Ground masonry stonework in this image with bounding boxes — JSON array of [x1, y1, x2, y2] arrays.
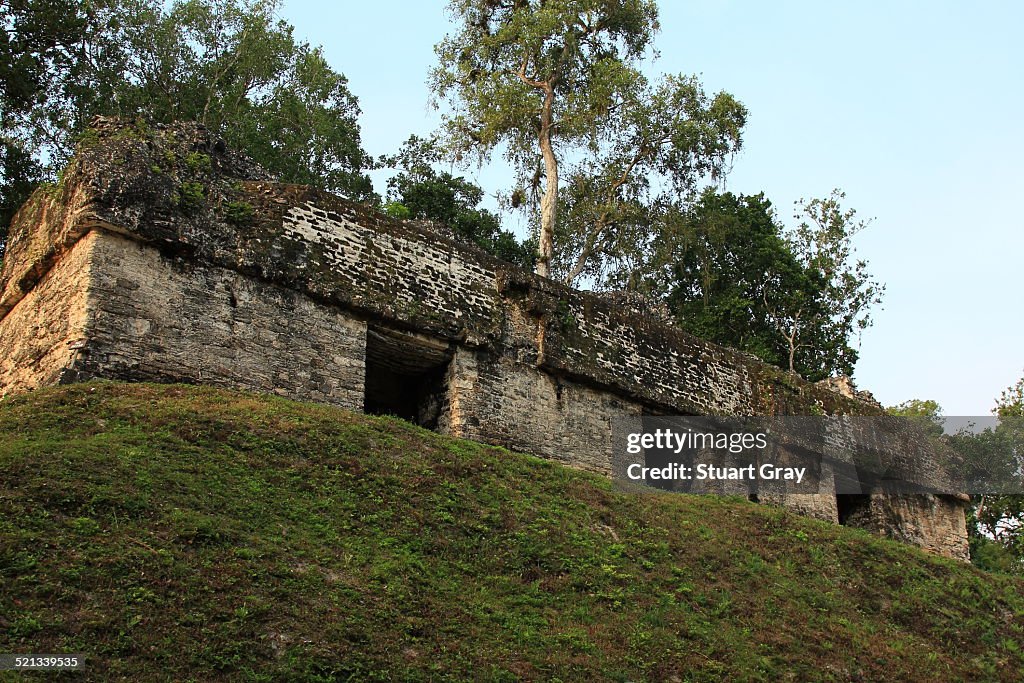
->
[[78, 231, 368, 409], [0, 228, 95, 393], [0, 119, 969, 560]]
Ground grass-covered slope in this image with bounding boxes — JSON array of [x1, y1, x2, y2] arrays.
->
[[1, 383, 1022, 682]]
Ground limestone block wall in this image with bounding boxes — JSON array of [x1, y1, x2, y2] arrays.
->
[[73, 230, 367, 410], [0, 230, 95, 397], [757, 493, 840, 524], [443, 347, 646, 473], [276, 201, 504, 346], [528, 282, 757, 414], [852, 494, 970, 560]]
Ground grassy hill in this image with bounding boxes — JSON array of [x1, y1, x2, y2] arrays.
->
[[1, 383, 1022, 682]]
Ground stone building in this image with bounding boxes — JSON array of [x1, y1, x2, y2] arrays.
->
[[0, 119, 969, 559]]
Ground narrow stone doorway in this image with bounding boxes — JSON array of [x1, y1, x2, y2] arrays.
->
[[836, 494, 873, 526], [363, 325, 453, 430]]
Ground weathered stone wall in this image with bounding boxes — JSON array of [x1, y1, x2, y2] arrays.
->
[[75, 230, 367, 410], [0, 119, 969, 560], [443, 348, 646, 473], [757, 492, 840, 524], [0, 119, 875, 421], [850, 494, 970, 560], [0, 229, 95, 397]]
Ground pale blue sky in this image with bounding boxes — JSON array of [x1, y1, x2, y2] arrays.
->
[[280, 1, 1022, 415]]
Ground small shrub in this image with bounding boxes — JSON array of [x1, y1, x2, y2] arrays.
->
[[184, 151, 212, 172], [76, 128, 101, 149], [384, 201, 411, 219], [178, 181, 206, 213], [224, 200, 254, 226]]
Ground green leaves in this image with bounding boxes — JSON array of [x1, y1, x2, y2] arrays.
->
[[111, 0, 374, 200], [650, 188, 885, 381], [890, 381, 1024, 574], [0, 0, 376, 236], [663, 187, 885, 380], [432, 0, 662, 274], [432, 2, 749, 282], [240, 44, 374, 201], [659, 190, 800, 370], [765, 190, 885, 379], [382, 136, 535, 269], [553, 74, 748, 287], [0, 0, 105, 247]]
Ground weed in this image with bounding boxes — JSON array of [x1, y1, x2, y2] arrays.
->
[[184, 151, 212, 173], [177, 181, 205, 213], [223, 200, 254, 226]]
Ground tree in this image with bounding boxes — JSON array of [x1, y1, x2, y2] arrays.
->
[[950, 419, 1022, 573], [972, 374, 1024, 570], [0, 142, 43, 259], [434, 0, 687, 278], [652, 188, 882, 381], [0, 0, 104, 259], [552, 74, 746, 289], [909, 377, 1024, 574], [381, 135, 535, 269], [657, 189, 806, 369], [763, 190, 885, 379], [1, 0, 375, 261], [886, 399, 945, 437], [117, 0, 373, 200]]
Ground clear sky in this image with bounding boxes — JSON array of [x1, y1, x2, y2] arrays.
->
[[280, 0, 1022, 415]]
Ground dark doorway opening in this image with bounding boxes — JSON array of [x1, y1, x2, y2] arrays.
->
[[836, 494, 872, 526], [363, 326, 453, 430]]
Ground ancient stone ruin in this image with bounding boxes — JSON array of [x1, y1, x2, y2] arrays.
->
[[0, 119, 969, 559]]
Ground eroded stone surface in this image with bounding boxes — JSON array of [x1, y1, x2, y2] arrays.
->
[[0, 230, 96, 396], [844, 494, 970, 560], [75, 231, 366, 409]]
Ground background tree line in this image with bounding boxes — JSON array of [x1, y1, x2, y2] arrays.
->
[[2, 0, 882, 382]]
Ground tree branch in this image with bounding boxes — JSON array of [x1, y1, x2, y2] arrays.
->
[[514, 51, 545, 89], [562, 145, 651, 285]]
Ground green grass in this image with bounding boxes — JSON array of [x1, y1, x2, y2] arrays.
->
[[0, 382, 1022, 682]]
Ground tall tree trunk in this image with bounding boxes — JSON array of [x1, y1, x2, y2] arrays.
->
[[536, 84, 557, 278]]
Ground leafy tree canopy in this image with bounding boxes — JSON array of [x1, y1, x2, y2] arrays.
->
[[762, 190, 884, 379], [430, 2, 886, 381], [655, 189, 802, 371], [896, 378, 1024, 574], [1, 0, 96, 258], [886, 399, 945, 437], [553, 74, 746, 288], [431, 0, 745, 280], [0, 0, 374, 262], [978, 374, 1024, 570], [654, 188, 881, 381]]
